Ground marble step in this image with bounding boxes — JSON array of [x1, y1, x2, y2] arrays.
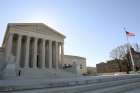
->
[[1, 75, 140, 92], [3, 68, 80, 80], [43, 78, 140, 93], [84, 81, 140, 93], [6, 77, 140, 93]]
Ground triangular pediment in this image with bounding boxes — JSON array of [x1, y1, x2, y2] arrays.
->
[[8, 23, 65, 39], [2, 23, 65, 47]]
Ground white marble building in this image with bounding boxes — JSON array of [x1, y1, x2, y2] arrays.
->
[[0, 23, 86, 79], [2, 23, 65, 78], [64, 55, 87, 75]]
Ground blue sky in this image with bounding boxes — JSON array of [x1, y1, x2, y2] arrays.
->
[[0, 0, 140, 67]]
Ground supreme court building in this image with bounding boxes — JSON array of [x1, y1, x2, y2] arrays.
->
[[1, 23, 66, 78], [0, 23, 87, 79]]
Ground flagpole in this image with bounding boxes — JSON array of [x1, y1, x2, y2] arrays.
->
[[126, 31, 135, 72]]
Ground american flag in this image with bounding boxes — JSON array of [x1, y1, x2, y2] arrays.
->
[[125, 31, 135, 36]]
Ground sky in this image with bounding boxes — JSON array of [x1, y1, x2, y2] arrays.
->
[[0, 0, 140, 67]]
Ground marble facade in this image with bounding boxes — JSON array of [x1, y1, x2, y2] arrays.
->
[[2, 23, 65, 77]]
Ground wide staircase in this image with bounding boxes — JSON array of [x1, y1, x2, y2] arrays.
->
[[14, 68, 81, 80], [0, 75, 140, 93]]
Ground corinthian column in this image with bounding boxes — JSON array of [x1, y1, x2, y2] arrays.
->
[[33, 38, 38, 69], [61, 42, 64, 68], [49, 40, 52, 69], [25, 36, 30, 68], [58, 43, 60, 68], [42, 39, 46, 69], [6, 33, 14, 62], [16, 34, 22, 68], [55, 42, 59, 70]]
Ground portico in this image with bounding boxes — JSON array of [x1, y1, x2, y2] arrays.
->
[[3, 23, 65, 76]]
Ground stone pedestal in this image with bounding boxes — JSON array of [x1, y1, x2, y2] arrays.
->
[[73, 62, 81, 75], [3, 63, 16, 79], [3, 55, 16, 79]]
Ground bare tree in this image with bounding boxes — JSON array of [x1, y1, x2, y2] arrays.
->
[[133, 43, 140, 52], [110, 44, 130, 72], [110, 44, 128, 60], [110, 43, 140, 73]]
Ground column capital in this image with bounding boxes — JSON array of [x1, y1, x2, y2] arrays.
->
[[61, 42, 64, 44], [18, 35, 22, 39], [49, 40, 52, 43], [27, 36, 31, 39], [43, 38, 46, 41], [9, 32, 14, 36], [34, 38, 38, 43], [55, 41, 58, 45], [17, 34, 22, 39], [18, 34, 22, 36], [8, 32, 14, 40]]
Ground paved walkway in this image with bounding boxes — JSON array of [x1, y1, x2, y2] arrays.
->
[[124, 88, 140, 93]]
